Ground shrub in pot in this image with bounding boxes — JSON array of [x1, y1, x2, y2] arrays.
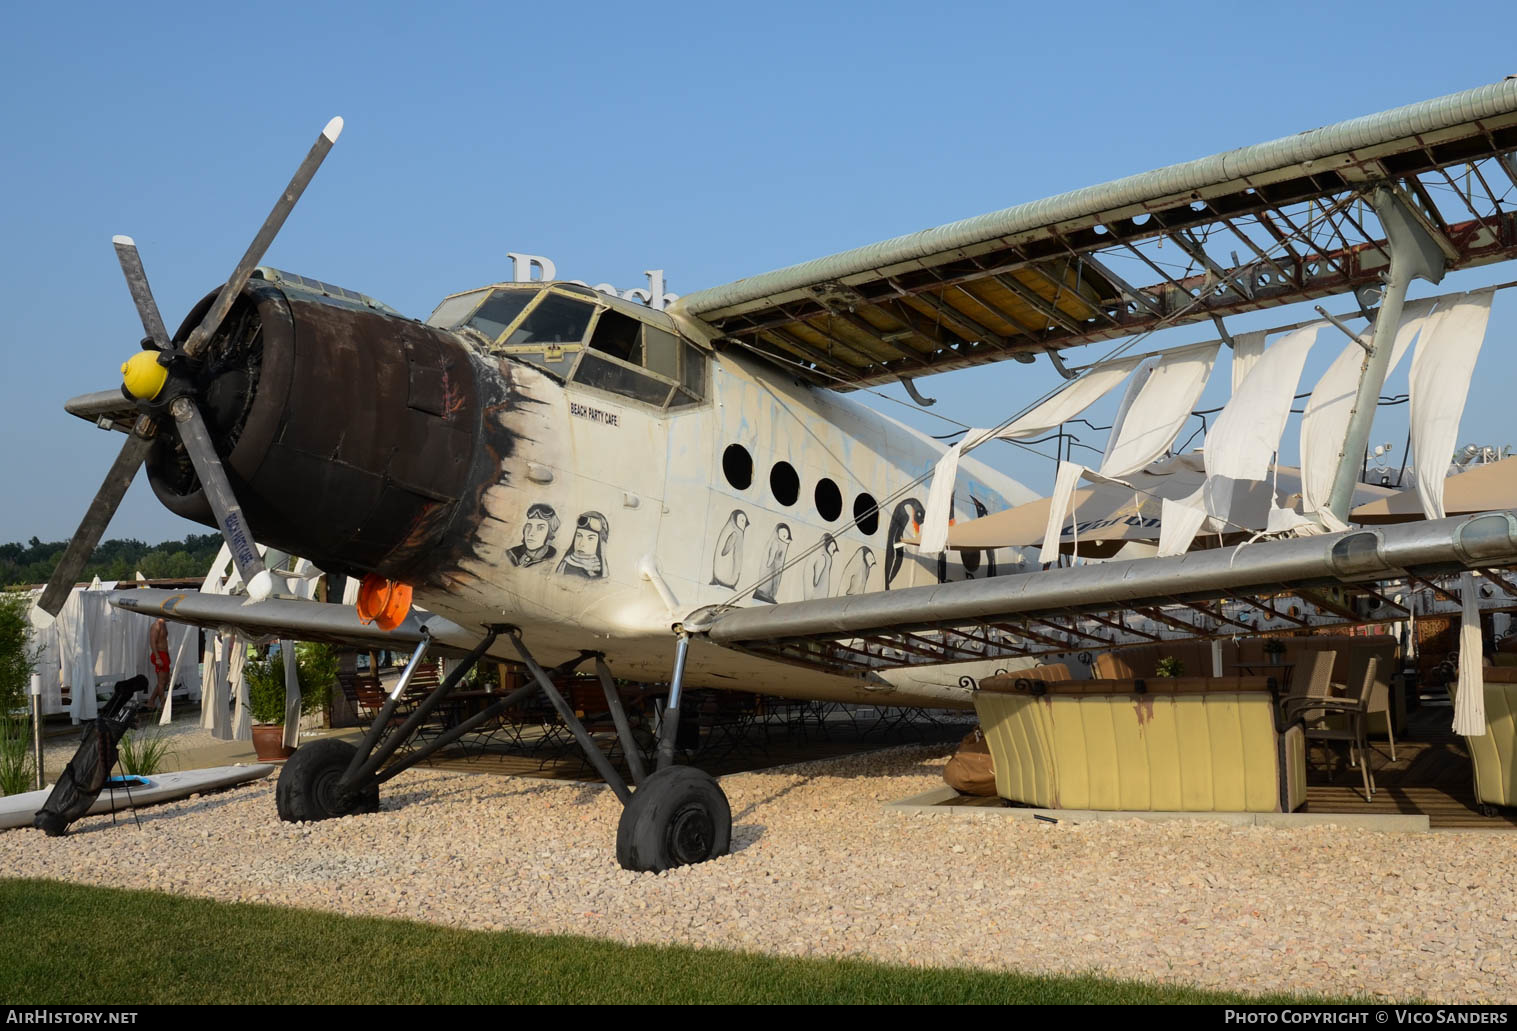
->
[[1154, 656, 1184, 678], [244, 644, 338, 760]]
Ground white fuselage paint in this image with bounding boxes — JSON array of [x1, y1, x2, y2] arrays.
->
[[417, 345, 1041, 708]]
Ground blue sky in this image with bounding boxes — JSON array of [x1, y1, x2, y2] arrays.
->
[[2, 0, 1515, 542]]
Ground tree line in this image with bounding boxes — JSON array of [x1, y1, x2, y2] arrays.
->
[[1, 533, 224, 588]]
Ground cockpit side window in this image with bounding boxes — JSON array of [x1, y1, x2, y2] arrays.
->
[[588, 308, 643, 364], [572, 306, 712, 410], [426, 289, 489, 329], [642, 326, 680, 381], [675, 342, 707, 406], [573, 353, 675, 406]]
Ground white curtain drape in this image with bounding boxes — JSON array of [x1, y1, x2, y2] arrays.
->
[[919, 429, 992, 556], [1038, 461, 1087, 565], [84, 590, 154, 685], [1157, 499, 1208, 557], [158, 624, 201, 726], [202, 633, 229, 740], [1206, 325, 1321, 483], [229, 638, 251, 742], [1410, 289, 1497, 520], [1230, 330, 1268, 394], [1098, 342, 1219, 479], [58, 590, 95, 723], [918, 353, 1149, 555], [1102, 356, 1159, 460], [1454, 572, 1486, 736], [1299, 298, 1438, 525], [34, 622, 62, 714], [174, 625, 201, 701], [1200, 324, 1322, 525]]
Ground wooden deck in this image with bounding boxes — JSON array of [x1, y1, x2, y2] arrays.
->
[[1300, 706, 1516, 829], [942, 706, 1516, 830]]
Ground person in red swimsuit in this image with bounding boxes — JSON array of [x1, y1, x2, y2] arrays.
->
[[146, 618, 171, 710]]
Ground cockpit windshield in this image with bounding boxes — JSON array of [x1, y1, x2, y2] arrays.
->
[[467, 291, 535, 341], [426, 283, 709, 410], [504, 293, 595, 350]]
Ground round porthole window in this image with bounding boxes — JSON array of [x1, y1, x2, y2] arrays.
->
[[769, 461, 799, 506], [722, 444, 753, 490], [814, 478, 842, 521], [853, 493, 880, 535]]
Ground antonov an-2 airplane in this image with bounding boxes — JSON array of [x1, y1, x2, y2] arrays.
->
[[33, 78, 1517, 870]]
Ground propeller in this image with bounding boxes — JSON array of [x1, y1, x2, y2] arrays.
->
[[32, 117, 344, 628]]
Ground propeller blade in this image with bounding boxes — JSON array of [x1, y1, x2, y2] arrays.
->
[[170, 398, 272, 601], [111, 235, 171, 350], [34, 418, 157, 624], [182, 116, 344, 358]]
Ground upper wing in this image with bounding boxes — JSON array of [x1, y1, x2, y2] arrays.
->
[[696, 510, 1517, 676], [110, 588, 477, 657], [676, 80, 1517, 389]]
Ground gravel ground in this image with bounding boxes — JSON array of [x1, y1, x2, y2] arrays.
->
[[4, 742, 1516, 1003]]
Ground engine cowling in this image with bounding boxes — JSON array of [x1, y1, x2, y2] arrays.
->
[[148, 275, 510, 584]]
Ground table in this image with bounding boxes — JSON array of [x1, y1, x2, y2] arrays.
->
[[1228, 662, 1296, 696]]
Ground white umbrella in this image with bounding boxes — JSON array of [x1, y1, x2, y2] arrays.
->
[[1351, 457, 1517, 524]]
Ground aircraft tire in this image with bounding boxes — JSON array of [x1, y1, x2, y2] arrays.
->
[[275, 738, 380, 823], [615, 766, 731, 872]]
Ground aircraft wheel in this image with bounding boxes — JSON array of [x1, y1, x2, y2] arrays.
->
[[616, 766, 731, 872], [275, 738, 379, 822]]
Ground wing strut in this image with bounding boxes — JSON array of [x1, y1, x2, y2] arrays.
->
[[1325, 185, 1448, 524]]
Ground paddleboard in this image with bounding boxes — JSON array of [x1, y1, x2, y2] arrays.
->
[[0, 764, 276, 831]]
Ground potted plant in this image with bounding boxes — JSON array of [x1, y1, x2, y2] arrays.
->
[[245, 654, 294, 760], [1263, 638, 1286, 665], [289, 642, 338, 727], [244, 644, 337, 760], [1154, 656, 1184, 678]]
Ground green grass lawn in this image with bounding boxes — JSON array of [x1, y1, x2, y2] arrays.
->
[[1, 878, 1340, 1005]]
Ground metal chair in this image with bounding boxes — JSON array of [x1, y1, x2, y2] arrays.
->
[[1279, 649, 1337, 713], [1287, 656, 1378, 802], [1332, 648, 1397, 762]]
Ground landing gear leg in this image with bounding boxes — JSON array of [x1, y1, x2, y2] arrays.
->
[[618, 629, 730, 870], [289, 624, 730, 872], [510, 629, 729, 870]]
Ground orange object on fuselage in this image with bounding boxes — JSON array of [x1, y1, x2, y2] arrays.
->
[[355, 574, 412, 631]]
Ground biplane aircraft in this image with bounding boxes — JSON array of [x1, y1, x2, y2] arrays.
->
[[31, 78, 1517, 869]]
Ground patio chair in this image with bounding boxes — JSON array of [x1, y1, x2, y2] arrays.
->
[[1331, 646, 1398, 762], [1287, 656, 1378, 802], [1278, 649, 1337, 718], [338, 669, 389, 730]]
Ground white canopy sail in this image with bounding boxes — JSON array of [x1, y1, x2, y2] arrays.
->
[[1410, 289, 1497, 520], [1098, 342, 1219, 479], [1298, 298, 1438, 527], [918, 352, 1150, 555]]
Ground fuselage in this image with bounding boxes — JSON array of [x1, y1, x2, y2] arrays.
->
[[149, 275, 1043, 707], [410, 282, 1039, 704]]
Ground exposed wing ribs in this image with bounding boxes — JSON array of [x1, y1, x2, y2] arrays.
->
[[680, 82, 1517, 389]]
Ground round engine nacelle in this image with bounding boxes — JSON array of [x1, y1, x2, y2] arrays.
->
[[148, 277, 509, 584]]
